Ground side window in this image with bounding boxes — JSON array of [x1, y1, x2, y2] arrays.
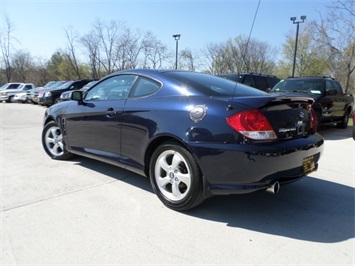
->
[[130, 77, 161, 97], [243, 75, 255, 87], [254, 76, 268, 91], [85, 75, 136, 101], [9, 84, 19, 89], [325, 80, 334, 91], [73, 81, 88, 90], [332, 81, 343, 94]]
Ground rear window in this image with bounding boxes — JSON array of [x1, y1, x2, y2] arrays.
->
[[164, 72, 267, 97], [271, 79, 324, 94]]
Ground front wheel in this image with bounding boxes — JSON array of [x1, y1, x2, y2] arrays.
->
[[149, 142, 205, 211], [6, 96, 14, 103], [42, 121, 73, 160]]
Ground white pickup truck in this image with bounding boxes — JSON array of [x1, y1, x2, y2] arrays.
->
[[0, 83, 35, 103]]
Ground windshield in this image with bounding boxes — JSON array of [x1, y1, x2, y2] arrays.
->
[[271, 79, 324, 94], [57, 81, 74, 89], [164, 72, 267, 97]]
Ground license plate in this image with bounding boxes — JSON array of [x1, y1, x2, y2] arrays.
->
[[303, 156, 316, 175]]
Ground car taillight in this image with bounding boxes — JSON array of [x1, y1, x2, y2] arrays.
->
[[226, 110, 277, 140]]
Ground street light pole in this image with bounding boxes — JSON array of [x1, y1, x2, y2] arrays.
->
[[172, 34, 181, 69], [290, 16, 306, 77]]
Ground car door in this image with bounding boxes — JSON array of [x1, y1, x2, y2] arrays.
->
[[63, 75, 137, 162], [331, 80, 347, 117], [324, 79, 344, 118], [120, 77, 162, 169]]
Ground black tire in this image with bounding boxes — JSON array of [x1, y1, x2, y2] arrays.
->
[[53, 96, 61, 105], [42, 121, 73, 160], [6, 96, 14, 103], [337, 110, 350, 129], [149, 141, 205, 211]]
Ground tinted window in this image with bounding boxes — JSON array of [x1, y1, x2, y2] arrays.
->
[[271, 79, 324, 94], [243, 75, 255, 87], [130, 77, 161, 97], [8, 84, 20, 89], [331, 81, 343, 94], [254, 76, 268, 91], [325, 80, 334, 91], [58, 81, 74, 89], [165, 72, 267, 97], [217, 74, 240, 82], [85, 75, 136, 101]]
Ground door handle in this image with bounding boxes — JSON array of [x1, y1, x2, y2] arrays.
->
[[106, 108, 117, 117]]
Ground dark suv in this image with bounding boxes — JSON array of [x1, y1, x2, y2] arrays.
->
[[217, 73, 280, 92], [40, 79, 95, 106], [270, 76, 354, 129]]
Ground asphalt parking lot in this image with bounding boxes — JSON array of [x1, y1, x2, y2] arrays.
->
[[1, 103, 354, 265]]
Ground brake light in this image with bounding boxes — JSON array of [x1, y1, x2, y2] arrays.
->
[[226, 110, 277, 140]]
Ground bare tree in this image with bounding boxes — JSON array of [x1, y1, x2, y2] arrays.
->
[[141, 31, 169, 69], [94, 19, 124, 73], [34, 57, 51, 86], [201, 42, 226, 74], [276, 23, 328, 78], [12, 50, 33, 82], [202, 36, 276, 75], [63, 26, 82, 79], [80, 31, 102, 79], [180, 48, 198, 71], [0, 15, 15, 82], [312, 0, 355, 93], [115, 27, 143, 70]]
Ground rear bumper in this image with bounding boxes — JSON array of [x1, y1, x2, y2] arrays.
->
[[189, 133, 324, 194]]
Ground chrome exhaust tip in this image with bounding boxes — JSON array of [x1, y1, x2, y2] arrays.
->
[[266, 181, 280, 194]]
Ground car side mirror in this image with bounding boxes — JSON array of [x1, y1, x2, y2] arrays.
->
[[71, 90, 83, 104]]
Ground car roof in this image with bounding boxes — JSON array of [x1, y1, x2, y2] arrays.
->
[[284, 76, 335, 81]]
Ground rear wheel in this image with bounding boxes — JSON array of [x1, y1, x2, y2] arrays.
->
[[42, 121, 73, 160], [149, 142, 204, 211], [337, 110, 350, 129]]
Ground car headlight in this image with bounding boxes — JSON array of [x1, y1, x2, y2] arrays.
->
[[44, 91, 52, 97]]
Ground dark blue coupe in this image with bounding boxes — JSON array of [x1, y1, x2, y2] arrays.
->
[[42, 69, 324, 211]]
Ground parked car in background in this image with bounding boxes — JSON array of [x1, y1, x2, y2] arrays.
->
[[270, 76, 354, 129], [217, 73, 280, 92], [42, 69, 324, 211], [59, 80, 98, 101], [40, 79, 95, 106], [0, 83, 22, 91], [0, 83, 35, 103], [14, 91, 29, 103], [32, 81, 67, 104]]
